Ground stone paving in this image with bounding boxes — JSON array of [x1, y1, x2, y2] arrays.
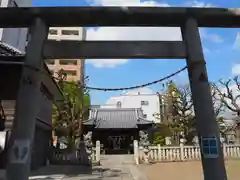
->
[[28, 155, 148, 180]]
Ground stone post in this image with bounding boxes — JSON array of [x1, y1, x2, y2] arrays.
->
[[133, 140, 139, 165], [95, 141, 100, 164], [180, 139, 185, 161], [157, 144, 161, 161], [222, 142, 227, 158]]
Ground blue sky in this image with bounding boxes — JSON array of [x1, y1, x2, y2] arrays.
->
[[32, 0, 240, 105]]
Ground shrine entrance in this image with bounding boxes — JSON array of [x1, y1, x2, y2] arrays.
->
[[92, 129, 139, 154], [100, 131, 137, 154], [108, 135, 126, 150], [104, 132, 134, 154]]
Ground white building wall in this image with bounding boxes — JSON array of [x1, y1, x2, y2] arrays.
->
[[48, 27, 86, 41], [0, 0, 32, 51], [101, 88, 162, 123]]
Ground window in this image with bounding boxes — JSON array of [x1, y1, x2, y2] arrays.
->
[[59, 60, 77, 65], [61, 30, 79, 36], [116, 101, 122, 108], [49, 29, 58, 35], [141, 101, 149, 106], [143, 114, 147, 118], [63, 70, 77, 76], [45, 60, 55, 65]]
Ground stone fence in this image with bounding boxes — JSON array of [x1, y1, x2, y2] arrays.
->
[[133, 140, 240, 164], [50, 140, 101, 165]]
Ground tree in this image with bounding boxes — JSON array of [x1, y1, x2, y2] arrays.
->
[[214, 77, 240, 143], [154, 81, 226, 144], [167, 84, 195, 144], [154, 82, 195, 144], [216, 76, 240, 116], [52, 70, 91, 149]]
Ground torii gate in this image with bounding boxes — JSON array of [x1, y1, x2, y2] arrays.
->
[[1, 6, 240, 180]]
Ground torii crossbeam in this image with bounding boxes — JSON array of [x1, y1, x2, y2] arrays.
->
[[1, 6, 240, 180]]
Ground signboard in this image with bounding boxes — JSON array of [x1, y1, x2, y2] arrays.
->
[[201, 136, 219, 158], [10, 139, 30, 164]]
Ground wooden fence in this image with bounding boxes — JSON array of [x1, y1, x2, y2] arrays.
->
[[50, 140, 101, 165], [133, 140, 240, 164]]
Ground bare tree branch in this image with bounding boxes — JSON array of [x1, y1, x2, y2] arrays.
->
[[216, 77, 240, 114], [172, 85, 194, 119], [210, 83, 225, 116]]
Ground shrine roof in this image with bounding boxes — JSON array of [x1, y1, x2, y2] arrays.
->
[[84, 108, 153, 129]]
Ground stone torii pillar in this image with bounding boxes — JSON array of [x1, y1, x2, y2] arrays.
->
[[6, 18, 49, 180], [181, 18, 227, 180]]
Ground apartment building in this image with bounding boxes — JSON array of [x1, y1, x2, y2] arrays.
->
[[0, 0, 31, 51], [101, 88, 168, 123], [46, 27, 86, 81]]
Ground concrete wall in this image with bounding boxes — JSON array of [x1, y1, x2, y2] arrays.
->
[[0, 0, 31, 51]]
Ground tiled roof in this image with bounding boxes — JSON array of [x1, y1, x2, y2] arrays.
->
[[0, 41, 24, 56], [84, 108, 153, 129]]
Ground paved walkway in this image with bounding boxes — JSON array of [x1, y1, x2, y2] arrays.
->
[[28, 155, 147, 180]]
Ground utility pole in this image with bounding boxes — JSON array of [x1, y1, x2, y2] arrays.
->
[[181, 18, 227, 180], [6, 18, 48, 180]]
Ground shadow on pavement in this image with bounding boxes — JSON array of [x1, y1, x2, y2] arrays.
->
[[29, 165, 128, 179], [29, 165, 92, 179]]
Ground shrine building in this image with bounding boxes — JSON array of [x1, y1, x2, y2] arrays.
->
[[84, 108, 153, 154]]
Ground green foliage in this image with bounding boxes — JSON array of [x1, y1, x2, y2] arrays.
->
[[52, 72, 91, 148], [153, 132, 165, 145], [167, 81, 181, 98]]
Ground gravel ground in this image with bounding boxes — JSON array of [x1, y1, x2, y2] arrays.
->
[[138, 160, 240, 180]]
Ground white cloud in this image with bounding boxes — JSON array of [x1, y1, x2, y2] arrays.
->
[[233, 32, 240, 50], [86, 0, 220, 68], [86, 27, 182, 41], [200, 29, 224, 43], [232, 64, 240, 75], [86, 0, 180, 68], [88, 0, 169, 6], [86, 59, 128, 68], [184, 1, 214, 7], [203, 47, 210, 54]]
